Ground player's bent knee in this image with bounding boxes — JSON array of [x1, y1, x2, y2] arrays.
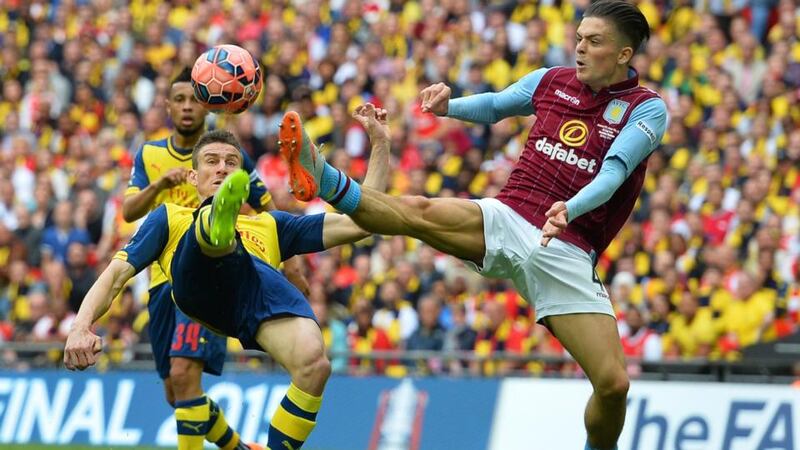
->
[[163, 380, 176, 407], [595, 371, 630, 401], [298, 352, 331, 381], [169, 359, 203, 393], [292, 350, 331, 392]]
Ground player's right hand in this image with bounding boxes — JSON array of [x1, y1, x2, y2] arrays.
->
[[64, 328, 103, 371], [157, 168, 188, 190], [420, 83, 451, 116], [541, 201, 568, 247]]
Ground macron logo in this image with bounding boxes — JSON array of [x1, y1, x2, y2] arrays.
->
[[555, 89, 580, 106], [535, 138, 597, 173]]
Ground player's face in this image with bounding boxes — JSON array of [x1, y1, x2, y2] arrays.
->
[[166, 82, 207, 137], [574, 17, 633, 90], [190, 143, 243, 198]]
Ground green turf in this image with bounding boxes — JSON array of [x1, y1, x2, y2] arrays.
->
[[3, 446, 337, 450], [1, 446, 170, 450]]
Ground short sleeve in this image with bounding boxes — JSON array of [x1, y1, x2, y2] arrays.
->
[[604, 98, 668, 177], [126, 146, 150, 195], [269, 210, 325, 260], [113, 205, 169, 273]]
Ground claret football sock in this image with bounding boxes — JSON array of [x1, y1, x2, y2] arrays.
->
[[319, 161, 362, 214]]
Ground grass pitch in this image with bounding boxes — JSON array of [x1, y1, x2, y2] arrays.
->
[[2, 447, 170, 450]]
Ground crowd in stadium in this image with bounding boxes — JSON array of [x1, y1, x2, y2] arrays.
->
[[0, 0, 798, 377]]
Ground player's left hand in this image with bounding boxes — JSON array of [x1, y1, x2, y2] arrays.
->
[[353, 103, 390, 144], [541, 201, 568, 247], [64, 328, 103, 371]]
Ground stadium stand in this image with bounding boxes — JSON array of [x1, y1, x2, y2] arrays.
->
[[0, 0, 798, 379]]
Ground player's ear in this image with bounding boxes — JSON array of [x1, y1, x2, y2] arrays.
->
[[187, 169, 198, 187], [618, 46, 634, 66], [164, 99, 172, 119]]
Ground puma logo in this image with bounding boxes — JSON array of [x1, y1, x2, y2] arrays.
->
[[282, 440, 296, 450], [181, 422, 204, 433]]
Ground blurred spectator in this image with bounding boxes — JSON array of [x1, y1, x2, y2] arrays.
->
[[31, 295, 74, 343], [13, 204, 44, 268], [373, 279, 419, 345], [404, 295, 446, 374], [65, 242, 94, 313], [0, 0, 796, 376], [664, 291, 715, 359], [620, 304, 663, 362], [416, 245, 445, 296], [647, 293, 672, 335], [723, 33, 768, 108], [15, 290, 49, 341], [40, 200, 90, 264], [471, 300, 528, 377], [717, 271, 777, 359], [611, 271, 638, 317], [347, 298, 396, 376], [443, 302, 478, 374]]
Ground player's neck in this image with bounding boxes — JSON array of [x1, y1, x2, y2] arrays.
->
[[172, 131, 203, 150], [588, 66, 631, 93]]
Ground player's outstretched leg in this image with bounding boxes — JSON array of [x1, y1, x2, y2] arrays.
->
[[278, 111, 361, 213], [195, 169, 249, 256], [278, 111, 486, 263]]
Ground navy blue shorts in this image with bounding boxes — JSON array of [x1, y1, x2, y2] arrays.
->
[[147, 283, 227, 379], [171, 221, 315, 351]]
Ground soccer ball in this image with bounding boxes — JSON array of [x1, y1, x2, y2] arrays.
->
[[191, 44, 263, 114]]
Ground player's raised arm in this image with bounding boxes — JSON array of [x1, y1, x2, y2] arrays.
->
[[320, 103, 390, 248], [64, 259, 136, 370], [357, 103, 390, 191], [420, 68, 550, 124]]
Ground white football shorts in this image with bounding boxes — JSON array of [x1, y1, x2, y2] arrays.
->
[[464, 198, 615, 322]]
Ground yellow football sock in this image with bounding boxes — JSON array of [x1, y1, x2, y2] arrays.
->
[[175, 396, 209, 450], [194, 206, 229, 257], [207, 397, 248, 450], [266, 383, 323, 450]]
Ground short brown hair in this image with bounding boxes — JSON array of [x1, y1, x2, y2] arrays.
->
[[584, 0, 650, 54], [192, 129, 242, 169]]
